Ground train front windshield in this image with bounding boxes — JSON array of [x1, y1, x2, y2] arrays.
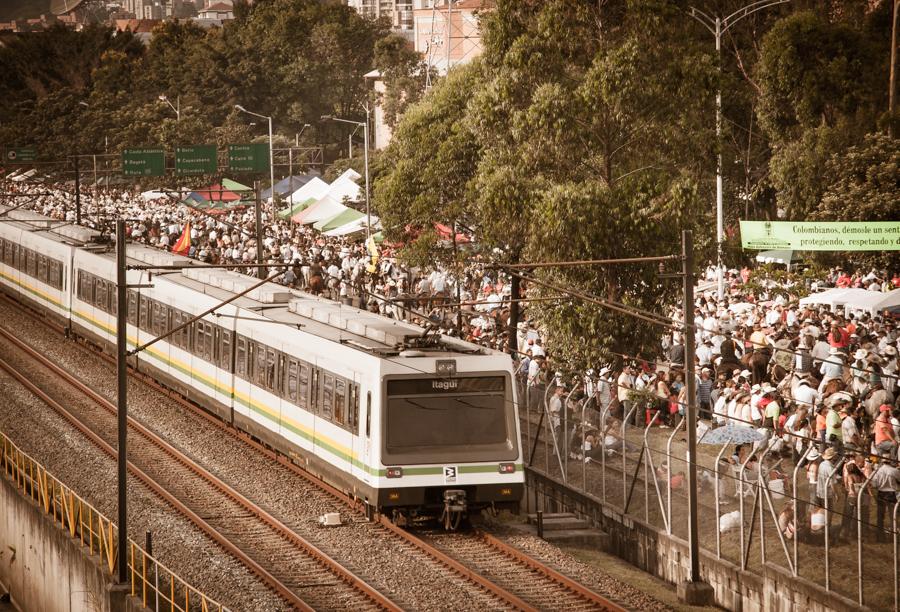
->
[[383, 376, 518, 463]]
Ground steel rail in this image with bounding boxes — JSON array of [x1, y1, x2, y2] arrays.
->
[[1, 292, 624, 612], [475, 530, 629, 612], [0, 327, 400, 612], [0, 351, 310, 611]]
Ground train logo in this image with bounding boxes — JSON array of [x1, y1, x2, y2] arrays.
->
[[443, 466, 458, 484]]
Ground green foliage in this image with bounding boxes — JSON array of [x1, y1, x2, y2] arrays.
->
[[0, 2, 390, 160], [812, 133, 900, 270], [375, 62, 484, 268], [757, 11, 886, 142]]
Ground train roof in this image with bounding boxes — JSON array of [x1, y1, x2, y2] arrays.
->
[[118, 242, 498, 359], [0, 204, 103, 246]]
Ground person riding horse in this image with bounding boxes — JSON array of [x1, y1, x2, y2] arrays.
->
[[718, 331, 742, 377]]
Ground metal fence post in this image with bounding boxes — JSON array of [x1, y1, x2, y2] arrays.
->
[[622, 405, 638, 508], [856, 469, 877, 607], [714, 442, 729, 558], [824, 458, 845, 592]]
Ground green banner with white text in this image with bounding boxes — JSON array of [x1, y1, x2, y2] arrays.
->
[[740, 221, 900, 251]]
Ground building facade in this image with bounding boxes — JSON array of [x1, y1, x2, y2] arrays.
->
[[413, 0, 489, 75]]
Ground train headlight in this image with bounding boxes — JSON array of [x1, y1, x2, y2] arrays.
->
[[499, 463, 516, 474], [386, 467, 403, 478]]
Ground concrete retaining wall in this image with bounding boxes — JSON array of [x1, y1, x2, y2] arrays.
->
[[527, 470, 868, 612], [0, 475, 120, 612]]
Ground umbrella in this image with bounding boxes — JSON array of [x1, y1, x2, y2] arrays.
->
[[699, 424, 766, 445]]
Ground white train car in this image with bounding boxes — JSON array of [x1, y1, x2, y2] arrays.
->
[[1, 209, 524, 524], [0, 206, 97, 326]]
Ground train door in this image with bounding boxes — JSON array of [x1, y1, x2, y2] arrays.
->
[[215, 325, 235, 424], [361, 389, 372, 485]]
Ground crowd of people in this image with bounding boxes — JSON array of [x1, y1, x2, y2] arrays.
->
[[530, 268, 900, 545], [4, 181, 522, 352]]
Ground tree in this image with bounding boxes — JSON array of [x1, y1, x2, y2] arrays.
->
[[812, 133, 900, 269]]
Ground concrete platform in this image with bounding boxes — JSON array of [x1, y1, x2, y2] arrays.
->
[[513, 513, 610, 547]]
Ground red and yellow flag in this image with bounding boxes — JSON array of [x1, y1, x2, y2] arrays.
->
[[172, 222, 191, 255]]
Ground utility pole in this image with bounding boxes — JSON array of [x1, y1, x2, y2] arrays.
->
[[688, 1, 790, 300], [255, 181, 265, 279], [678, 229, 713, 605], [115, 219, 128, 584], [73, 155, 81, 226]]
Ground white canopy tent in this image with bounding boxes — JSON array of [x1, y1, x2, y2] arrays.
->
[[285, 176, 330, 204], [799, 288, 900, 316], [295, 196, 348, 225], [323, 214, 381, 237], [324, 168, 361, 202]]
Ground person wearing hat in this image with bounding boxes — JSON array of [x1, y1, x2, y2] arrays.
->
[[839, 404, 860, 449], [869, 455, 900, 541], [697, 367, 714, 420], [818, 346, 844, 393], [802, 447, 821, 521], [883, 344, 898, 395], [874, 404, 898, 460], [617, 364, 637, 426], [815, 446, 843, 539]]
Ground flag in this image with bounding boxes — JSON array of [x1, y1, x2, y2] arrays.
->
[[172, 222, 191, 255], [365, 234, 379, 273]]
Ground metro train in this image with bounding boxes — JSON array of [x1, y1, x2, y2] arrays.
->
[[0, 206, 524, 527]]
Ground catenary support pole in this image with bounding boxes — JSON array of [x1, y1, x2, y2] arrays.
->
[[677, 229, 713, 605], [74, 155, 81, 226], [115, 219, 128, 584], [255, 181, 265, 279]]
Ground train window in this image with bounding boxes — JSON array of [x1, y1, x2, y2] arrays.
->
[[235, 336, 248, 378], [348, 384, 359, 431], [170, 311, 184, 350], [333, 379, 346, 425], [37, 255, 47, 284], [47, 260, 59, 289], [298, 363, 309, 409], [321, 374, 334, 421], [126, 292, 138, 326], [79, 272, 93, 304], [153, 301, 169, 337], [365, 391, 371, 437], [25, 249, 36, 278], [254, 342, 266, 387], [109, 282, 118, 316], [219, 329, 232, 371], [95, 280, 108, 312], [139, 295, 149, 331], [194, 320, 213, 360], [266, 348, 277, 391], [285, 359, 298, 402]]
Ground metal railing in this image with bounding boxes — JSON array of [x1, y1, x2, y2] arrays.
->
[[518, 378, 900, 611], [0, 430, 229, 612]]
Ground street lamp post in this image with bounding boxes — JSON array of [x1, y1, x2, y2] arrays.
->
[[688, 0, 790, 300], [158, 94, 180, 121], [235, 104, 275, 205], [322, 104, 371, 241]]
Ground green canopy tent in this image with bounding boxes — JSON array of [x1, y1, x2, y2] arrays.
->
[[278, 197, 317, 219], [221, 178, 253, 199], [313, 208, 365, 232]]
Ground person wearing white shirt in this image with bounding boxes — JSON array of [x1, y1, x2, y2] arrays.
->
[[793, 379, 820, 411]]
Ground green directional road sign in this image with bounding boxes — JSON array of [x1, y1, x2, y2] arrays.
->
[[228, 143, 269, 173], [4, 148, 36, 163], [175, 145, 217, 175], [122, 148, 166, 177]]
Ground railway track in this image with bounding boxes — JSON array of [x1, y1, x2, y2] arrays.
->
[[413, 528, 628, 612], [0, 294, 631, 611], [0, 326, 399, 612]]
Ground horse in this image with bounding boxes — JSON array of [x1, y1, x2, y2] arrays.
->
[[741, 351, 769, 386]]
